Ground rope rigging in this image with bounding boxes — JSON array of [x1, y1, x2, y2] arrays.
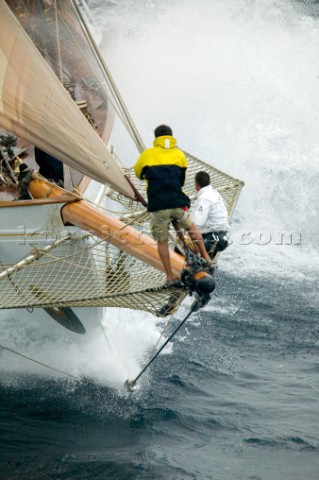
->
[[125, 291, 209, 391], [124, 241, 217, 391], [0, 343, 87, 384], [0, 290, 208, 393]]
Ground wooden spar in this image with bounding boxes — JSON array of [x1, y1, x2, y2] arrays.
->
[[28, 177, 185, 277]]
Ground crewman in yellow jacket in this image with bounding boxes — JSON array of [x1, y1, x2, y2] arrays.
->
[[134, 124, 212, 286]]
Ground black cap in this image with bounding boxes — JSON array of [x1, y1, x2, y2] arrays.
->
[[19, 163, 30, 172], [154, 124, 173, 138]]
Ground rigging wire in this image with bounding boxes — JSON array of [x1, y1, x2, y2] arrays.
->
[[100, 323, 129, 378], [125, 296, 202, 391], [53, 0, 63, 82], [0, 343, 96, 385], [70, 0, 146, 153]]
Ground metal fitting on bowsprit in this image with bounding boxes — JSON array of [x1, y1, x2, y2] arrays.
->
[[192, 270, 215, 294], [181, 265, 215, 295]]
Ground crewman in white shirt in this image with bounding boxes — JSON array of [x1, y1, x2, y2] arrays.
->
[[192, 171, 230, 260]]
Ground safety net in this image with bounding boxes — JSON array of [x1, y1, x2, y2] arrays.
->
[[0, 153, 244, 317]]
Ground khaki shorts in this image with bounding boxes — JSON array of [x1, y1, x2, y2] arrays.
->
[[149, 208, 193, 242]]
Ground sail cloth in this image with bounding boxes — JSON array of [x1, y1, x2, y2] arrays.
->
[[0, 2, 135, 199]]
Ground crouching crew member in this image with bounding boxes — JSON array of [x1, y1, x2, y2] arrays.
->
[[192, 171, 230, 260]]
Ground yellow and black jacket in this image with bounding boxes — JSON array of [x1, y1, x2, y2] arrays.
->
[[134, 135, 190, 212]]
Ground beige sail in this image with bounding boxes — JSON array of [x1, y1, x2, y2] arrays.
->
[[0, 2, 135, 199]]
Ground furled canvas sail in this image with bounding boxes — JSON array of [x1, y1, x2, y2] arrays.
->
[[0, 1, 135, 199]]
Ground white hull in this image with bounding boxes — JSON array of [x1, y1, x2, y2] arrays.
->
[[0, 183, 107, 335]]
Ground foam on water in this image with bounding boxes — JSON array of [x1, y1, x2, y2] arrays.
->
[[0, 306, 167, 390], [100, 0, 319, 278]]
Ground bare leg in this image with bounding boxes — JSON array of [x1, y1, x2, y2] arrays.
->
[[172, 219, 185, 244], [186, 223, 211, 263], [157, 240, 179, 282]]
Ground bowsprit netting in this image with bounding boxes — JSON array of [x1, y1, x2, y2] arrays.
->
[[0, 153, 243, 316], [0, 232, 186, 316]]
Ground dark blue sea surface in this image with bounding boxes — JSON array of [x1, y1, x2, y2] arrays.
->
[[1, 272, 318, 479]]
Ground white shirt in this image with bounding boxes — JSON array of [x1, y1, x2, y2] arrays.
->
[[192, 185, 229, 234]]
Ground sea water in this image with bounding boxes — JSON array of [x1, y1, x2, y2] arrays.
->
[[0, 1, 318, 478]]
